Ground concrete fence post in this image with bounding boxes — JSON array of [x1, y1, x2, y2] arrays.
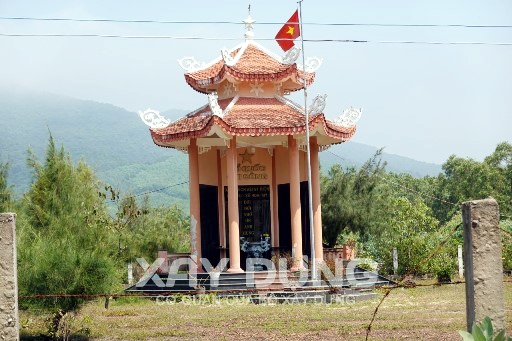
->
[[462, 198, 505, 332], [127, 263, 134, 286], [0, 212, 19, 340], [458, 245, 464, 279], [392, 247, 398, 275]]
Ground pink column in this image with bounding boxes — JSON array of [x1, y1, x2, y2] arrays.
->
[[226, 137, 243, 273], [217, 149, 226, 259], [157, 250, 169, 273], [288, 136, 303, 271], [310, 137, 324, 262], [188, 138, 202, 272], [271, 150, 279, 248]]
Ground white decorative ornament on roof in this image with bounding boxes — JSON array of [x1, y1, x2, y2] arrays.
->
[[298, 57, 323, 73], [275, 95, 303, 113], [243, 13, 256, 40], [177, 57, 205, 72], [138, 108, 171, 129], [221, 48, 236, 66], [308, 94, 327, 116], [208, 92, 223, 117], [221, 42, 248, 67], [243, 13, 256, 30], [282, 46, 301, 65], [224, 95, 239, 116], [336, 107, 362, 127]]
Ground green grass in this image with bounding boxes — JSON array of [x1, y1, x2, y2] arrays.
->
[[19, 280, 512, 340]]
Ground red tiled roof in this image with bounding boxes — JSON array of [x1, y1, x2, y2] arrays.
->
[[150, 97, 355, 145], [229, 45, 292, 75], [184, 43, 315, 94]]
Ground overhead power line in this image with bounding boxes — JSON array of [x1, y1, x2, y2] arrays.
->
[[107, 180, 189, 203], [0, 33, 510, 46], [1, 16, 511, 29]]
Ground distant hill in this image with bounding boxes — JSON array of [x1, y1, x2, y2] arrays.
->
[[321, 142, 442, 178], [0, 88, 441, 207], [0, 87, 189, 206]]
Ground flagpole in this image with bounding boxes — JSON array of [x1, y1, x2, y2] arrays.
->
[[297, 0, 317, 282]]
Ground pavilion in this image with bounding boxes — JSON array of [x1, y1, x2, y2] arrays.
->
[[140, 14, 358, 274]]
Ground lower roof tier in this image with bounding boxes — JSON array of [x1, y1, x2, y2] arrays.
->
[[150, 96, 356, 150]]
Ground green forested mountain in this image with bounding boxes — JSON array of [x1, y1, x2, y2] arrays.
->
[[0, 88, 441, 207], [321, 142, 441, 178], [0, 87, 189, 206]]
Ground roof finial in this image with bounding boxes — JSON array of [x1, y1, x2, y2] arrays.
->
[[243, 4, 256, 40]]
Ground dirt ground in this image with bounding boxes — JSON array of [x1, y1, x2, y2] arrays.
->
[[19, 280, 512, 340]]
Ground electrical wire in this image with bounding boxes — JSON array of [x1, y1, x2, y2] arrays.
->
[[1, 16, 511, 29], [107, 180, 189, 203], [0, 33, 510, 46]]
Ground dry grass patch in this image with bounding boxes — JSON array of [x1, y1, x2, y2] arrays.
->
[[19, 280, 512, 340]]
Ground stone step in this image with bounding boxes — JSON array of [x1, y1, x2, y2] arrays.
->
[[127, 267, 395, 293]]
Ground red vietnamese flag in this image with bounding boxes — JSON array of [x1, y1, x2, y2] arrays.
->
[[275, 10, 301, 51]]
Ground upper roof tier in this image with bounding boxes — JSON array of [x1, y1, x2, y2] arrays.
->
[[180, 41, 316, 97], [143, 14, 359, 151]]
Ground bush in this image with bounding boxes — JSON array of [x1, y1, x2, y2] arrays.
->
[[429, 251, 457, 283]]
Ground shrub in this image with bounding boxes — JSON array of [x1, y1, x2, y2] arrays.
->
[[459, 316, 511, 341]]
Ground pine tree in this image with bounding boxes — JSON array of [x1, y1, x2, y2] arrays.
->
[[18, 135, 120, 314], [0, 162, 12, 212]]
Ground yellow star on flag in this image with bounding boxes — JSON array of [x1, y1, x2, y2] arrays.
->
[[286, 26, 294, 35]]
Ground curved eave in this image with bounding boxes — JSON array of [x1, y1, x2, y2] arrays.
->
[[150, 112, 356, 148], [183, 42, 315, 94], [184, 67, 315, 95]]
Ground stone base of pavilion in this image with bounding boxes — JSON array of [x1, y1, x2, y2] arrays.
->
[[125, 268, 395, 304]]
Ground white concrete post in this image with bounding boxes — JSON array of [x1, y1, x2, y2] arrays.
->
[[458, 245, 464, 279], [392, 247, 398, 275], [127, 263, 133, 285], [0, 213, 19, 341], [462, 198, 505, 332]]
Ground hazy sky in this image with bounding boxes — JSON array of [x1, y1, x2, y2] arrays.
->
[[1, 1, 511, 164]]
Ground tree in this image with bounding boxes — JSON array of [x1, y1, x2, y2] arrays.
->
[[321, 150, 389, 246], [113, 193, 190, 264], [484, 142, 512, 218], [501, 220, 512, 272], [365, 196, 448, 276], [432, 142, 512, 223], [384, 172, 439, 210], [0, 162, 12, 212], [18, 136, 120, 316]]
